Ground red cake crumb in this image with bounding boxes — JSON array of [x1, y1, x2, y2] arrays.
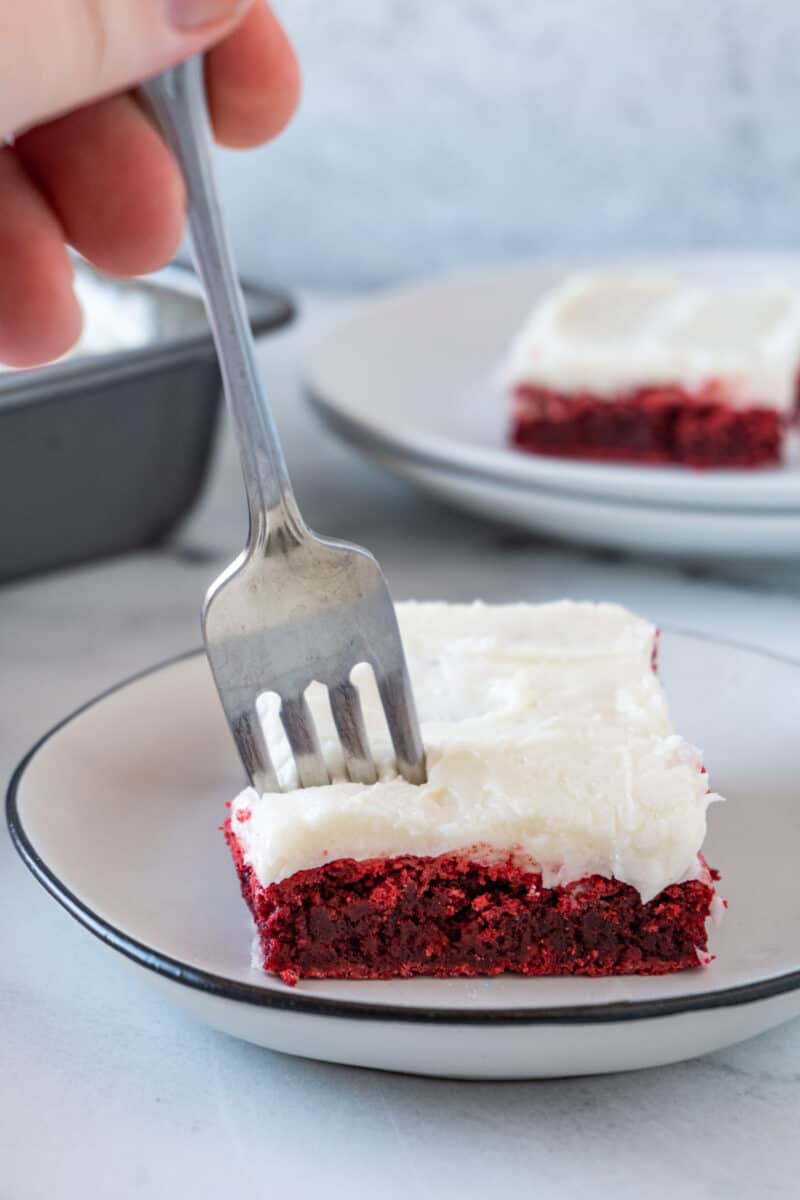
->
[[225, 820, 718, 986], [511, 382, 785, 468]]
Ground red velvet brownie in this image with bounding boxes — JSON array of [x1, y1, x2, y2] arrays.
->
[[225, 601, 723, 985], [506, 273, 800, 468]]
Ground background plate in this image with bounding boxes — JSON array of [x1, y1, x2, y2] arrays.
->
[[365, 446, 800, 559], [305, 256, 800, 539]]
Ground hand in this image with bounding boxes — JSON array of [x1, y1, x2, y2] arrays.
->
[[0, 0, 299, 367]]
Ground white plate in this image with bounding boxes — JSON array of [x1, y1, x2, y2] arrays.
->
[[305, 255, 800, 554], [369, 444, 800, 558], [8, 632, 800, 1078]]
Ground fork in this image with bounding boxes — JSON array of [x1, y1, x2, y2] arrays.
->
[[142, 58, 426, 793]]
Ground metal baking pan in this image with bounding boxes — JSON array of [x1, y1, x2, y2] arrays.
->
[[0, 262, 294, 582]]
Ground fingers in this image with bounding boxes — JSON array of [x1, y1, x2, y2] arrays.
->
[[2, 0, 254, 136], [0, 150, 81, 367], [205, 1, 300, 148], [16, 95, 186, 277], [12, 0, 299, 277], [0, 0, 299, 366]]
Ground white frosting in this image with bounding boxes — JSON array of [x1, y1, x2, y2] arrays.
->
[[505, 271, 800, 413], [230, 601, 720, 902]]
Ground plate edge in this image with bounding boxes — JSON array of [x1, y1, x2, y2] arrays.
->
[[307, 387, 800, 520]]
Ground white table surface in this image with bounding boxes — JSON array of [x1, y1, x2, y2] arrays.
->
[[3, 294, 800, 1199]]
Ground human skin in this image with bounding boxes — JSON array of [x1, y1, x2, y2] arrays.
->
[[0, 0, 299, 366]]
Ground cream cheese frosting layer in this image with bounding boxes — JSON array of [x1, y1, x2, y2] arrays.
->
[[230, 601, 720, 902], [505, 271, 800, 412]]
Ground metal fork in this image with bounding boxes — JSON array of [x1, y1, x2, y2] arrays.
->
[[142, 58, 426, 793]]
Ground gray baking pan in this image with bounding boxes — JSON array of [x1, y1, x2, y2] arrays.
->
[[0, 262, 294, 582]]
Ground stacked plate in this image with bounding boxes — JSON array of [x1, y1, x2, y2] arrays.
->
[[305, 257, 800, 558]]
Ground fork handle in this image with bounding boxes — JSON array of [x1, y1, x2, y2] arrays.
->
[[142, 57, 304, 546]]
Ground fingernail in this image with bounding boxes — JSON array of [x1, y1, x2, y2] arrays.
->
[[166, 0, 250, 32]]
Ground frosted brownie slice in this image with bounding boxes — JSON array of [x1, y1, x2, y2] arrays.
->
[[506, 272, 800, 467], [225, 601, 722, 984]]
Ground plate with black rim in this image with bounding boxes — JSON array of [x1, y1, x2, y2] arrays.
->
[[7, 629, 800, 1079]]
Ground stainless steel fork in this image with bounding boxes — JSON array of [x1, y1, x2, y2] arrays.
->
[[143, 58, 426, 793]]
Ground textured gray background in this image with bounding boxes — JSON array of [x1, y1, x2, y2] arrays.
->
[[213, 0, 800, 287]]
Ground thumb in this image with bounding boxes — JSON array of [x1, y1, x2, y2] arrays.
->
[[3, 0, 253, 136]]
